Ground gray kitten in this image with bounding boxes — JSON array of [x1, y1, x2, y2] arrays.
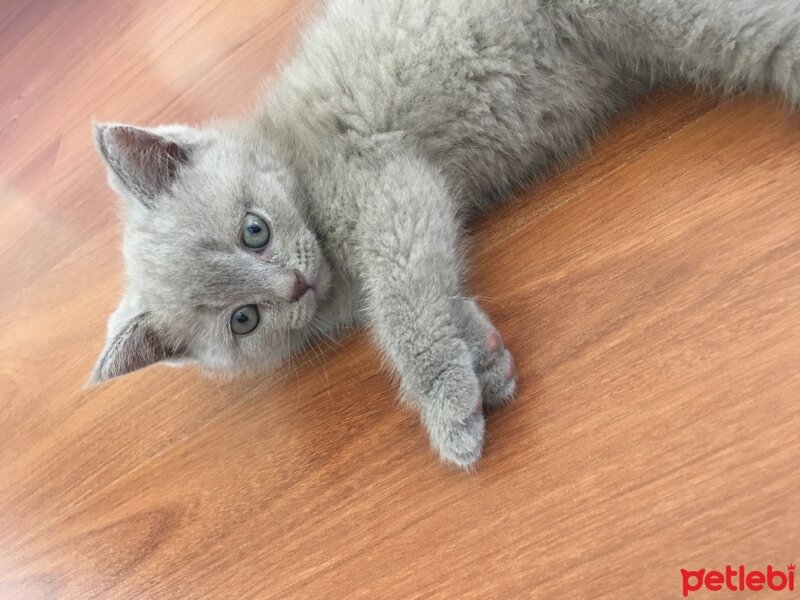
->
[[92, 0, 800, 468]]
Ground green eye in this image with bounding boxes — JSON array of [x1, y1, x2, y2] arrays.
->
[[230, 304, 260, 335], [242, 213, 271, 249]]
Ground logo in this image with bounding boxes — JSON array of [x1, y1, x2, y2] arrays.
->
[[681, 564, 795, 596]]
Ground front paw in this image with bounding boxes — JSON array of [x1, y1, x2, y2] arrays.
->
[[419, 349, 486, 469], [426, 411, 486, 469]]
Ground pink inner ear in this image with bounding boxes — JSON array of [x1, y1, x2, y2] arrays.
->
[[105, 126, 189, 196]]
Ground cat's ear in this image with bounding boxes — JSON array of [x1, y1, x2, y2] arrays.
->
[[90, 303, 185, 384], [93, 123, 195, 207]]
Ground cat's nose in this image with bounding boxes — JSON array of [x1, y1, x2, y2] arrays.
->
[[290, 271, 312, 301]]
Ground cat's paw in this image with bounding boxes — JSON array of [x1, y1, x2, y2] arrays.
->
[[480, 330, 517, 407], [420, 352, 486, 469], [426, 410, 486, 469], [457, 299, 518, 407]]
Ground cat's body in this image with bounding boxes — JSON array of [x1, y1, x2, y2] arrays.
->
[[93, 0, 800, 467]]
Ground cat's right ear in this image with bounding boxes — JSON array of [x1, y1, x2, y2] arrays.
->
[[93, 123, 194, 208]]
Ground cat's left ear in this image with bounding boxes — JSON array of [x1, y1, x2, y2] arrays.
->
[[89, 298, 187, 384], [93, 123, 198, 208]]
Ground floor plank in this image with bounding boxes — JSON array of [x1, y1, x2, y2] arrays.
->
[[1, 2, 798, 599]]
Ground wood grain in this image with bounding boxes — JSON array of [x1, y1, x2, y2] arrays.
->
[[0, 2, 798, 598]]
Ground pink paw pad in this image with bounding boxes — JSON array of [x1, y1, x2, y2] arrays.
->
[[505, 355, 516, 379], [486, 331, 502, 353], [472, 395, 483, 414]]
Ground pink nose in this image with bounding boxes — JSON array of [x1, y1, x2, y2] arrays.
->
[[291, 271, 312, 301]]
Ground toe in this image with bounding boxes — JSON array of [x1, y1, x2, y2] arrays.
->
[[481, 349, 518, 408], [486, 330, 502, 353], [436, 413, 485, 469]]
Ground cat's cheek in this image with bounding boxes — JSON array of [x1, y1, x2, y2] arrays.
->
[[316, 260, 333, 300]]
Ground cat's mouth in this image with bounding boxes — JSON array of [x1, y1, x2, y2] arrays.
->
[[290, 270, 316, 302], [290, 284, 318, 330], [285, 266, 326, 329]]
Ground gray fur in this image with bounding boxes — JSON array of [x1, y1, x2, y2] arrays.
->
[[92, 0, 800, 467]]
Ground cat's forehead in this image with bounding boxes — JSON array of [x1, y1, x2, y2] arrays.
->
[[162, 155, 297, 224]]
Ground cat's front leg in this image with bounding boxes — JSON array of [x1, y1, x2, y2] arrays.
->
[[561, 1, 800, 104], [354, 152, 493, 468]]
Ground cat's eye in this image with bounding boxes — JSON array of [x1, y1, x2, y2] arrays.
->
[[230, 304, 260, 335], [241, 213, 271, 249]]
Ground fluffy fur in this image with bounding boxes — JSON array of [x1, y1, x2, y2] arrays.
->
[[92, 0, 800, 467]]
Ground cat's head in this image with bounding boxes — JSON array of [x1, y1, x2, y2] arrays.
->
[[90, 122, 331, 383]]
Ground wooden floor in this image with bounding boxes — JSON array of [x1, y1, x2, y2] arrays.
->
[[1, 1, 799, 598]]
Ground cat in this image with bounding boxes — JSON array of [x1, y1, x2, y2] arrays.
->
[[91, 0, 800, 468]]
